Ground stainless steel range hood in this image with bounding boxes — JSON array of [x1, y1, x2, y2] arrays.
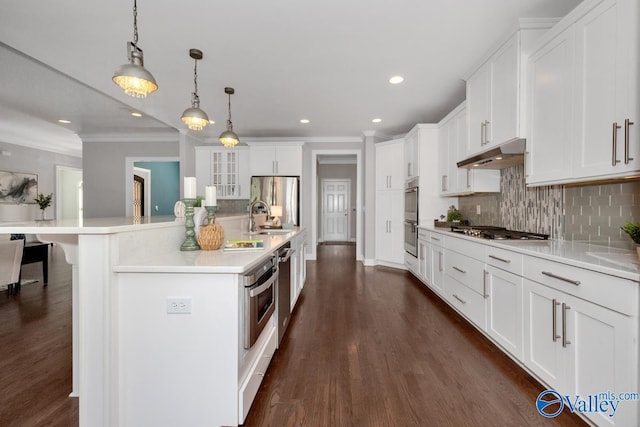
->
[[457, 138, 526, 169]]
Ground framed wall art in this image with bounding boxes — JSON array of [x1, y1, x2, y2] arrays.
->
[[0, 170, 38, 204]]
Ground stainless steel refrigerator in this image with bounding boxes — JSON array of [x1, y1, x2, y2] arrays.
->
[[250, 176, 300, 226]]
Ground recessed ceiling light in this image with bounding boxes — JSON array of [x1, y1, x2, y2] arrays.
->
[[58, 119, 71, 124], [495, 156, 503, 160], [209, 120, 215, 125], [389, 75, 404, 84], [372, 118, 382, 123], [131, 112, 143, 117], [300, 119, 310, 124]]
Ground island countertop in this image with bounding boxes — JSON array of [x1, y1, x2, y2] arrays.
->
[[0, 215, 304, 275]]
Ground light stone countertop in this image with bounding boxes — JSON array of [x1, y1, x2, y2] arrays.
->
[[421, 226, 640, 282], [0, 215, 304, 275]]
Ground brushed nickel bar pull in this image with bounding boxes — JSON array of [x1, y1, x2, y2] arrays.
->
[[483, 270, 488, 298], [612, 122, 621, 166], [562, 303, 571, 347], [467, 169, 471, 188], [625, 118, 634, 164], [488, 254, 511, 264], [542, 271, 581, 286], [484, 120, 490, 144], [441, 175, 445, 192], [431, 236, 440, 242], [480, 122, 485, 145], [552, 299, 561, 342], [453, 294, 466, 305], [452, 266, 466, 274], [438, 252, 443, 272]]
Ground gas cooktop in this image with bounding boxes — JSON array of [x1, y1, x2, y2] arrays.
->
[[450, 225, 549, 240]]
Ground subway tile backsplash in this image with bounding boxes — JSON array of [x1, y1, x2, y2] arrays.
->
[[458, 164, 640, 249], [565, 182, 640, 249]]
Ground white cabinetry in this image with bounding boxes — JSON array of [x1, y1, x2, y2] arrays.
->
[[527, 0, 639, 185], [404, 127, 419, 180], [417, 228, 431, 284], [375, 140, 405, 266], [195, 146, 250, 199], [464, 21, 555, 158], [247, 143, 303, 176], [429, 234, 445, 295], [290, 231, 307, 310], [523, 257, 638, 427], [485, 248, 525, 360], [526, 26, 575, 184], [438, 103, 499, 196], [375, 191, 404, 266], [376, 139, 404, 190]]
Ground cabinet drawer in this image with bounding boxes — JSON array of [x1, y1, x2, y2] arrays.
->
[[523, 257, 637, 315], [447, 235, 485, 261], [239, 326, 277, 422], [418, 228, 429, 240], [485, 246, 523, 276], [446, 276, 487, 330], [429, 232, 445, 246], [445, 249, 486, 296]]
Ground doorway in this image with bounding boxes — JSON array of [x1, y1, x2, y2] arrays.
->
[[55, 165, 83, 220], [311, 151, 362, 261], [133, 167, 151, 217], [125, 158, 180, 217], [320, 179, 350, 242]]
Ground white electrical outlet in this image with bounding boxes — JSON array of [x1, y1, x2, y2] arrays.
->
[[166, 297, 192, 314], [476, 205, 481, 215]]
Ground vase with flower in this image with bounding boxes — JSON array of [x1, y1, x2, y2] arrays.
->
[[35, 193, 53, 220]]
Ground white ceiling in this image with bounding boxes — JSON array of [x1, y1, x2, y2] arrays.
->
[[0, 0, 582, 157]]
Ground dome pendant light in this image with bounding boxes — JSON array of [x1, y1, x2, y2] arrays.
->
[[112, 0, 158, 98], [181, 49, 209, 131], [219, 87, 240, 147]]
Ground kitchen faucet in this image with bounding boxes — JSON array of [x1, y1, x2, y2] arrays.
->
[[248, 200, 270, 233]]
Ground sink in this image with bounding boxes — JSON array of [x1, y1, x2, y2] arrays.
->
[[257, 229, 292, 235]]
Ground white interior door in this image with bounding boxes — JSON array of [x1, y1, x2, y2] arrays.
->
[[321, 179, 349, 242], [55, 165, 83, 221]]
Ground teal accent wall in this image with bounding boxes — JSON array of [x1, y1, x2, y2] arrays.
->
[[134, 161, 179, 216]]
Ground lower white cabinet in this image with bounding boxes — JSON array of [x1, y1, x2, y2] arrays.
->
[[429, 234, 445, 295], [406, 230, 639, 427], [485, 265, 523, 360], [523, 277, 636, 427], [375, 190, 404, 266], [417, 230, 431, 283], [290, 231, 306, 310]]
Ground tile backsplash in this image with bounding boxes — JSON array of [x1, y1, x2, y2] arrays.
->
[[217, 199, 249, 215], [458, 165, 640, 248], [565, 182, 640, 249]]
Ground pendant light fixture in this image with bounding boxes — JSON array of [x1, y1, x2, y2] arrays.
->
[[181, 49, 209, 131], [219, 87, 240, 147], [112, 0, 158, 98]]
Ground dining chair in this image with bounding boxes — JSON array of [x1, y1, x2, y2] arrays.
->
[[0, 239, 25, 295]]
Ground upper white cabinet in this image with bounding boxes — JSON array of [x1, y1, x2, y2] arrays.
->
[[195, 146, 250, 199], [464, 20, 557, 158], [403, 127, 419, 179], [438, 103, 499, 196], [375, 139, 404, 190], [247, 142, 303, 176], [527, 0, 639, 185]]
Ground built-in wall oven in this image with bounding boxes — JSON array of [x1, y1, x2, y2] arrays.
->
[[244, 254, 278, 349], [404, 178, 418, 257]]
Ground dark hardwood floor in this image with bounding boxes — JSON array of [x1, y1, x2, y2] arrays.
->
[[0, 244, 586, 426], [244, 244, 587, 427], [0, 245, 78, 427]]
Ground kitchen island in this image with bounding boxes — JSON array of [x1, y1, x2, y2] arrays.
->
[[0, 216, 306, 427]]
